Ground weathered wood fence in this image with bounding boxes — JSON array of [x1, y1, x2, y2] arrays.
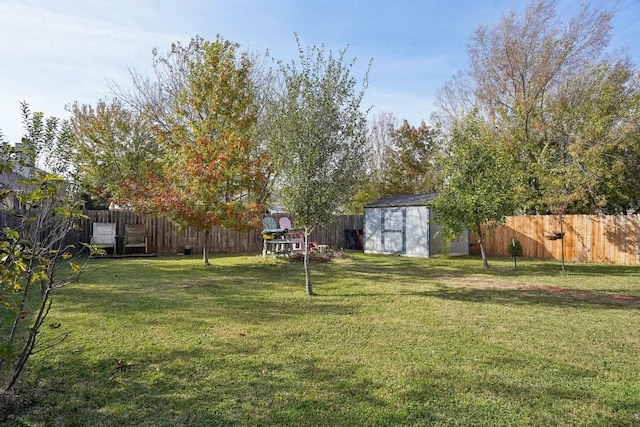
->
[[7, 208, 640, 264], [65, 211, 363, 255], [471, 215, 640, 265]]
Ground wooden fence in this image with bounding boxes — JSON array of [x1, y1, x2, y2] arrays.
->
[[471, 215, 640, 265], [8, 208, 640, 264], [64, 211, 363, 255]]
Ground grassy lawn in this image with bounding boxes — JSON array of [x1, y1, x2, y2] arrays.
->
[[5, 253, 640, 426]]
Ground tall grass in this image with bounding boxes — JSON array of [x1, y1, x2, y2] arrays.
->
[[6, 254, 640, 426]]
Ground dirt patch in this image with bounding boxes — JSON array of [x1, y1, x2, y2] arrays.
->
[[449, 277, 520, 289], [289, 250, 349, 263], [520, 285, 640, 307], [452, 277, 640, 307]]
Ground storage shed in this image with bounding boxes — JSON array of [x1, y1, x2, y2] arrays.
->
[[363, 193, 469, 257]]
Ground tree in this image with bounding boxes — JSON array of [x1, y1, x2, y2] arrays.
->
[[540, 59, 640, 214], [14, 102, 72, 177], [267, 36, 370, 295], [434, 0, 632, 213], [66, 99, 163, 205], [430, 111, 520, 268], [135, 37, 269, 265], [367, 112, 397, 182], [466, 1, 612, 125], [347, 111, 396, 213], [348, 115, 443, 213], [1, 107, 91, 393], [384, 120, 441, 196], [73, 36, 270, 265]]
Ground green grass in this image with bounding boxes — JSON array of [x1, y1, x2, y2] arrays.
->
[[6, 253, 640, 426]]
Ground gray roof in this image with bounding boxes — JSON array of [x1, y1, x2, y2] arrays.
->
[[364, 193, 438, 208]]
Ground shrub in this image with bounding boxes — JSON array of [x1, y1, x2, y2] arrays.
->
[[508, 238, 523, 258]]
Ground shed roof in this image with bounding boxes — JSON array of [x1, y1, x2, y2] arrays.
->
[[364, 193, 438, 208]]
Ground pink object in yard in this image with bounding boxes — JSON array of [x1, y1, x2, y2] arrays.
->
[[279, 217, 292, 230]]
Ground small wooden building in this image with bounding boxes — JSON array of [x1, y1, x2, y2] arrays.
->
[[363, 193, 469, 257]]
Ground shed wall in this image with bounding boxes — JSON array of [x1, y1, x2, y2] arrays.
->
[[428, 209, 470, 255], [364, 206, 431, 257], [363, 208, 382, 253]]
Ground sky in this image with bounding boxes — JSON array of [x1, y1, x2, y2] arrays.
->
[[1, 0, 639, 145]]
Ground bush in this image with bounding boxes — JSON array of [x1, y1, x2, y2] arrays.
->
[[508, 238, 523, 257], [1, 142, 93, 396]]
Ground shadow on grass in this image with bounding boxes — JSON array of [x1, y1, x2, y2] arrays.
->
[[12, 254, 640, 425], [59, 254, 640, 328], [397, 343, 640, 425], [423, 282, 640, 310], [24, 340, 640, 427], [26, 348, 416, 426], [347, 253, 640, 280], [81, 252, 640, 290], [54, 255, 361, 333], [58, 283, 358, 325]]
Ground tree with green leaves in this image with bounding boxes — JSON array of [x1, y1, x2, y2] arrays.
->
[[1, 107, 91, 393], [13, 102, 73, 177], [540, 59, 640, 214], [434, 0, 640, 214], [384, 120, 441, 196], [348, 115, 442, 213], [347, 111, 396, 213], [71, 36, 270, 265], [430, 110, 520, 268], [66, 99, 163, 206], [267, 36, 370, 295]]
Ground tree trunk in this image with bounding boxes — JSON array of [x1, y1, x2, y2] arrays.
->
[[479, 238, 489, 268], [5, 286, 52, 392], [559, 213, 565, 273], [0, 258, 36, 374], [203, 229, 210, 266], [304, 228, 315, 296], [477, 223, 489, 268]]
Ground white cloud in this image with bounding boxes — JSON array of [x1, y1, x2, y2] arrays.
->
[[0, 2, 184, 143], [0, 0, 636, 144]]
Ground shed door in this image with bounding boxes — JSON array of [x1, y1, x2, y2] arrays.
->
[[382, 208, 405, 253]]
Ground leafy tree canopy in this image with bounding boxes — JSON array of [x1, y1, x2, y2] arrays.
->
[[384, 120, 441, 196], [431, 110, 521, 267], [266, 35, 370, 294], [435, 0, 640, 214], [69, 36, 270, 265]]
